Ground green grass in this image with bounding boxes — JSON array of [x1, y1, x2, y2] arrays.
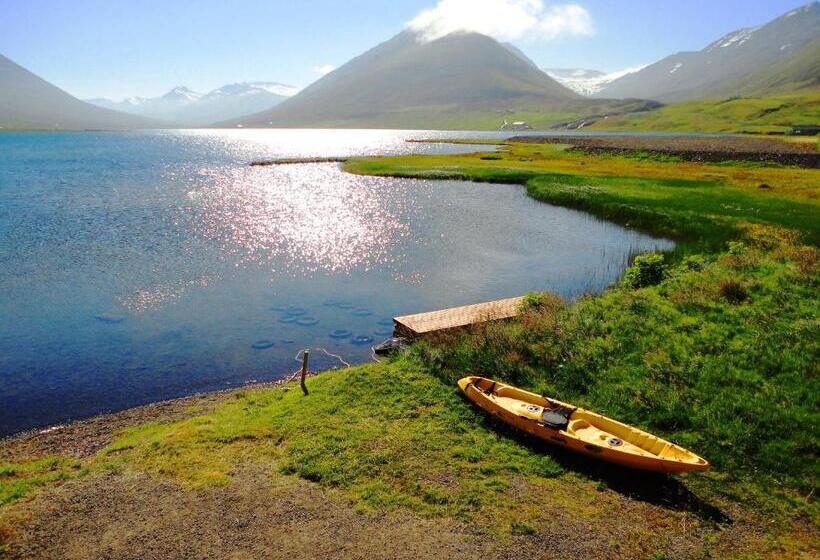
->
[[588, 92, 820, 134], [1, 140, 817, 549], [342, 142, 819, 516], [411, 241, 819, 496], [101, 363, 567, 528], [0, 457, 85, 506], [345, 143, 820, 249]]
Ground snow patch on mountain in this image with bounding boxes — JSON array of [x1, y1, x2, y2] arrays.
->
[[163, 86, 202, 102], [544, 65, 647, 96], [705, 27, 759, 51]]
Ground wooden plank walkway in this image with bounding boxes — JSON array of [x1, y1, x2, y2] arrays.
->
[[394, 296, 525, 338]]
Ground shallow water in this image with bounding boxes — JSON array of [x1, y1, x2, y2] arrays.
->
[[0, 129, 673, 435]]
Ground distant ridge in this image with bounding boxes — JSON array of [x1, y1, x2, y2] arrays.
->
[[595, 2, 820, 101], [88, 82, 300, 126], [0, 54, 162, 130]]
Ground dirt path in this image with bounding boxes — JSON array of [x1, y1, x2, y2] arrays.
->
[[0, 466, 774, 560]]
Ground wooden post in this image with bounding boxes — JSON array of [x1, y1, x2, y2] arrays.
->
[[300, 349, 309, 395]]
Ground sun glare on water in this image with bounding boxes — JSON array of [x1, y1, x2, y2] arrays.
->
[[186, 162, 411, 275]]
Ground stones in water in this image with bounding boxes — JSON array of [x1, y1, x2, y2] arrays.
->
[[95, 313, 125, 324], [376, 318, 394, 327], [329, 329, 352, 339], [323, 299, 354, 309], [252, 340, 275, 350], [283, 307, 307, 317], [278, 316, 298, 324], [351, 308, 372, 317], [296, 317, 319, 326], [351, 335, 374, 346], [374, 327, 393, 336], [281, 339, 295, 344]]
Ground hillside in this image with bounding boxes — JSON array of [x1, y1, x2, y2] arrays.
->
[[89, 82, 298, 126], [707, 38, 820, 98], [0, 54, 161, 130], [595, 2, 820, 101], [585, 92, 819, 134], [225, 31, 649, 129]]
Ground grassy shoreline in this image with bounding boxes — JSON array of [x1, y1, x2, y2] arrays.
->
[[2, 139, 818, 558]]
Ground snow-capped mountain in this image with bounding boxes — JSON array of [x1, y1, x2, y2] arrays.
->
[[544, 67, 646, 96], [88, 82, 300, 126], [160, 86, 202, 103], [593, 1, 820, 101]]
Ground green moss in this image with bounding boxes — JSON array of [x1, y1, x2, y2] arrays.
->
[[0, 457, 86, 506]]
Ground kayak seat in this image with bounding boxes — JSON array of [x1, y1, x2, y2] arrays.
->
[[541, 404, 575, 430]]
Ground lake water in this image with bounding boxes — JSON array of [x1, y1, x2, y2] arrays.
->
[[0, 129, 673, 436]]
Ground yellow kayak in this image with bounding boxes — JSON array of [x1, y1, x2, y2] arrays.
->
[[458, 376, 708, 473]]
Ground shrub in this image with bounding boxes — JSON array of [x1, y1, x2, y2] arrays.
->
[[683, 254, 707, 272], [718, 279, 748, 304], [519, 291, 562, 313], [728, 241, 747, 255], [622, 253, 667, 289]]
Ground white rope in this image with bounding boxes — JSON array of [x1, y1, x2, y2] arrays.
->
[[314, 347, 351, 368], [283, 347, 351, 381]]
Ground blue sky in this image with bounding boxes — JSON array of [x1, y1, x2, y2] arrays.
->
[[0, 0, 810, 99]]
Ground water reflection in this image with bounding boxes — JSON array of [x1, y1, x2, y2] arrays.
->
[[0, 129, 674, 436], [187, 164, 409, 274]]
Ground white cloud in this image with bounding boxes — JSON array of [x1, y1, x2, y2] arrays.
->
[[313, 64, 336, 76], [408, 0, 594, 42]]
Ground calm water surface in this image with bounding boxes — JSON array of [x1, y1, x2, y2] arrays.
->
[[0, 129, 673, 435]]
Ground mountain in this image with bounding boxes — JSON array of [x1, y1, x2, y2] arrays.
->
[[89, 82, 299, 126], [595, 2, 820, 101], [545, 67, 645, 96], [223, 30, 606, 128], [707, 37, 820, 97], [0, 54, 162, 130]]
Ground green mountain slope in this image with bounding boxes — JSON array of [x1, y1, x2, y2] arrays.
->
[[587, 92, 820, 134], [707, 38, 820, 98]]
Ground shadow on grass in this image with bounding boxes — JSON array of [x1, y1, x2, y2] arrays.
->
[[480, 413, 731, 525]]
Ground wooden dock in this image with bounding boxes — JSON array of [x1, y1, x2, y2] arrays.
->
[[394, 296, 525, 338]]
